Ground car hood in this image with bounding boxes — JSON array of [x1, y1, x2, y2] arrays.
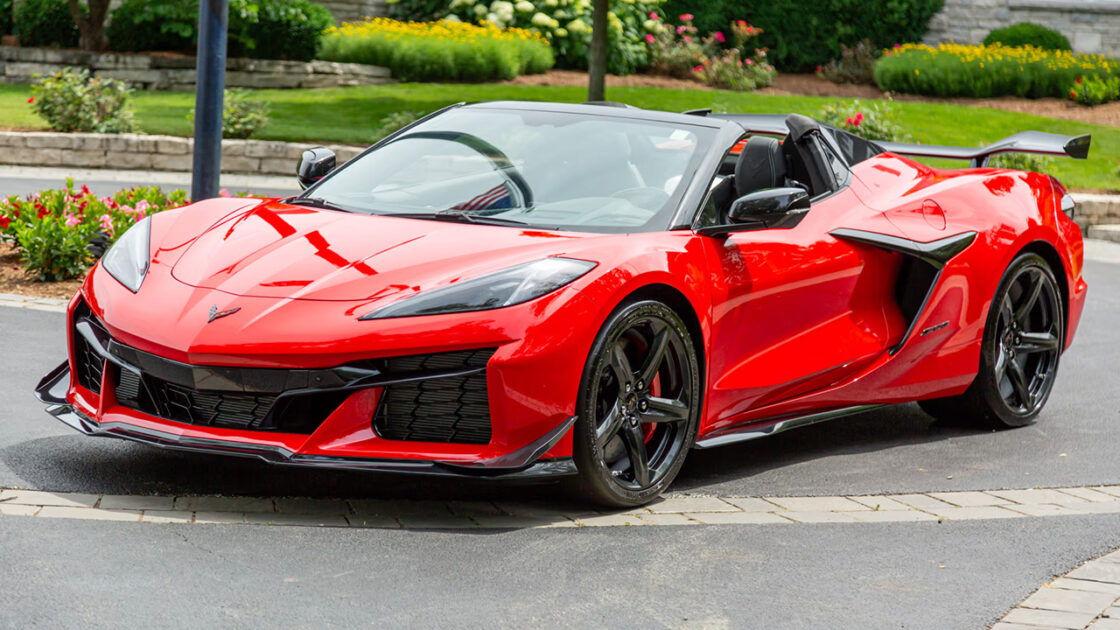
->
[[169, 200, 593, 302]]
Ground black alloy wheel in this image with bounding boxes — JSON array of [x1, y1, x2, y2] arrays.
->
[[570, 300, 700, 507], [920, 252, 1063, 428]]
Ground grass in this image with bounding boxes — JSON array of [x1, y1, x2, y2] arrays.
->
[[2, 83, 1116, 191]]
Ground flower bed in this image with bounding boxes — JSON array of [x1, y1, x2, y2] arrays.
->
[[318, 18, 554, 82], [874, 43, 1120, 99], [0, 181, 187, 281]]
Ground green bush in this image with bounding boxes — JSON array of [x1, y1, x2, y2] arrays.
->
[[376, 110, 423, 138], [31, 68, 138, 133], [0, 180, 187, 282], [1068, 75, 1120, 106], [386, 0, 445, 22], [816, 99, 909, 142], [661, 0, 944, 72], [14, 0, 79, 48], [874, 42, 1120, 99], [989, 152, 1055, 175], [319, 18, 553, 82], [984, 22, 1071, 51], [1, 0, 13, 36], [107, 0, 332, 61], [189, 89, 270, 138], [817, 39, 879, 85]]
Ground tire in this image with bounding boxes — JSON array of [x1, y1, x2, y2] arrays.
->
[[568, 300, 701, 508], [919, 252, 1064, 429]]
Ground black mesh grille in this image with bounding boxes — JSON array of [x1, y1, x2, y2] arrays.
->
[[373, 349, 495, 445], [73, 301, 105, 394]]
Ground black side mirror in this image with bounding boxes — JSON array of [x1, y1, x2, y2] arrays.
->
[[728, 187, 811, 224], [297, 147, 336, 190]]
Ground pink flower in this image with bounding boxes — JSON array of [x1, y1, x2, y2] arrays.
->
[[135, 199, 150, 216], [64, 212, 80, 227], [855, 112, 864, 123], [120, 204, 134, 215], [649, 11, 658, 20], [746, 58, 754, 65], [677, 25, 686, 34], [679, 13, 693, 22], [845, 117, 855, 126], [99, 214, 113, 235], [816, 65, 822, 72], [714, 31, 726, 43], [894, 43, 901, 49], [646, 34, 655, 44], [219, 188, 231, 198], [693, 65, 703, 73], [684, 36, 691, 43]]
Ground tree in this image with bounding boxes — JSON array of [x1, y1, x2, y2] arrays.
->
[[67, 0, 111, 51], [587, 0, 608, 102]]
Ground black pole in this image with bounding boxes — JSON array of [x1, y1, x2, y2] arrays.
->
[[191, 0, 229, 201]]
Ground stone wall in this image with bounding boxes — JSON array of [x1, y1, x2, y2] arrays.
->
[[317, 0, 389, 22], [0, 131, 365, 177], [926, 0, 1120, 55], [0, 46, 392, 90]]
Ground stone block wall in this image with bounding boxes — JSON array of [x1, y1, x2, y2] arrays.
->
[[0, 131, 365, 177], [926, 0, 1120, 55], [0, 47, 392, 90], [317, 0, 389, 22]]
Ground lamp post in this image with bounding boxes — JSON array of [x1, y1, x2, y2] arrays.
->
[[191, 0, 229, 201]]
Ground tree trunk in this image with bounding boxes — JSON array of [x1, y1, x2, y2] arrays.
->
[[68, 0, 111, 52], [587, 0, 609, 102]]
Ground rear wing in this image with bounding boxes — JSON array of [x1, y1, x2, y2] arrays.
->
[[878, 132, 1091, 168], [699, 112, 1092, 168]]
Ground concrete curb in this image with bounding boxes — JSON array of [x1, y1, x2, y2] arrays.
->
[[993, 549, 1120, 630], [4, 485, 1120, 530]]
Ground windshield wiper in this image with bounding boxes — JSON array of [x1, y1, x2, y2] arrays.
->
[[384, 211, 530, 227], [283, 196, 352, 212]]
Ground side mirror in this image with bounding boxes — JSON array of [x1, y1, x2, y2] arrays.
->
[[728, 187, 811, 224], [297, 147, 336, 190]]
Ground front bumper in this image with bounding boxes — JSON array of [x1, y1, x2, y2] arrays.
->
[[36, 360, 577, 480]]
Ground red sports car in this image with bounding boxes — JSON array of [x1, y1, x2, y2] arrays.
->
[[36, 102, 1089, 506]]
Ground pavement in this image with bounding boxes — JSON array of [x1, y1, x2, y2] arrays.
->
[[2, 166, 1120, 627]]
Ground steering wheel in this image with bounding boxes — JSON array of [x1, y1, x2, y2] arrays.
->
[[389, 131, 534, 209], [609, 186, 670, 209]]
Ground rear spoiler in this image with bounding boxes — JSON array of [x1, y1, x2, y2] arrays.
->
[[878, 132, 1092, 168], [699, 112, 1092, 168]]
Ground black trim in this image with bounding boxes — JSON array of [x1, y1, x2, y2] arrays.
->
[[878, 131, 1091, 168], [830, 229, 977, 355], [34, 361, 577, 479]]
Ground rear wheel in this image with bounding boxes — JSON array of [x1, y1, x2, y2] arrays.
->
[[919, 252, 1063, 428], [569, 300, 701, 507]]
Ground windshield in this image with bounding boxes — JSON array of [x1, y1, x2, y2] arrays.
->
[[305, 107, 716, 233]]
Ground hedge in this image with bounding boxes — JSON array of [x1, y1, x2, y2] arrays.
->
[[984, 23, 1071, 52], [660, 0, 944, 72], [14, 0, 78, 48]]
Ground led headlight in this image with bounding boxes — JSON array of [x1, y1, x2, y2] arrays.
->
[[101, 216, 152, 293], [361, 257, 596, 320]]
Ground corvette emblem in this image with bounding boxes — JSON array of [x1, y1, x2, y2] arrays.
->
[[207, 305, 241, 323]]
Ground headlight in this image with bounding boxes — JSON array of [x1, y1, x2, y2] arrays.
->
[[360, 257, 596, 320], [101, 217, 152, 293]]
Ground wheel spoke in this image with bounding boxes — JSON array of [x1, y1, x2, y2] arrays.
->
[[1014, 269, 1043, 326], [636, 327, 670, 388], [641, 396, 689, 424], [619, 423, 650, 487], [608, 343, 634, 394], [595, 403, 627, 448], [1007, 357, 1033, 408], [994, 348, 1009, 383], [1015, 331, 1060, 355]]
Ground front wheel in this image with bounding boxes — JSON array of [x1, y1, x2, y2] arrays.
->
[[919, 252, 1064, 429], [569, 300, 701, 507]]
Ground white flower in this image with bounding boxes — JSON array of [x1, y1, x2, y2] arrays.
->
[[515, 1, 535, 12], [531, 11, 553, 27]]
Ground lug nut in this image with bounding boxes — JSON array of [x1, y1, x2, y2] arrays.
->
[[639, 400, 648, 412], [636, 380, 645, 391]]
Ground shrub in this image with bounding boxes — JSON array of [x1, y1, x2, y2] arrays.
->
[[31, 68, 138, 133], [190, 89, 270, 139], [0, 181, 187, 281], [14, 0, 79, 48], [817, 39, 879, 85], [874, 43, 1120, 99], [1, 0, 13, 36], [695, 48, 774, 91], [989, 152, 1055, 175], [1068, 75, 1120, 106], [647, 13, 708, 80], [318, 18, 554, 82], [376, 110, 423, 138], [661, 0, 944, 72], [391, 0, 663, 75], [107, 0, 332, 61], [984, 23, 1071, 52], [817, 99, 909, 142]]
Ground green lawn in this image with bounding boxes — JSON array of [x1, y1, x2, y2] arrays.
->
[[2, 83, 1116, 191]]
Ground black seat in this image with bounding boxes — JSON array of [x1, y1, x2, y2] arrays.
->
[[735, 136, 788, 197]]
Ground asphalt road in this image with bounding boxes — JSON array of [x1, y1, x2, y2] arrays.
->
[[1, 239, 1118, 628]]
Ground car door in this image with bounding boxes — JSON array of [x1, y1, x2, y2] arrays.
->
[[699, 139, 910, 432]]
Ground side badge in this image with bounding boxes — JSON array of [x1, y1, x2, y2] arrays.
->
[[208, 305, 241, 323]]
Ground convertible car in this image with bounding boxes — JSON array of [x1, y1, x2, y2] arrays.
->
[[36, 101, 1089, 506]]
